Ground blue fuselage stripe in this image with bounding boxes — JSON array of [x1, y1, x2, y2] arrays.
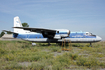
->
[[13, 32, 96, 39]]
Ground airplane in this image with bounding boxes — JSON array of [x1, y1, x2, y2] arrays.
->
[[3, 16, 102, 47]]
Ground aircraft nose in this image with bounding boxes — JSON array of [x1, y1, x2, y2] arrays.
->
[[96, 36, 102, 41]]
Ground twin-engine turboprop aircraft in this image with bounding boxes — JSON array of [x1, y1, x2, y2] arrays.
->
[[3, 16, 102, 46]]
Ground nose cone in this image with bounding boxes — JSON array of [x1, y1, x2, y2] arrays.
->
[[96, 36, 102, 42]]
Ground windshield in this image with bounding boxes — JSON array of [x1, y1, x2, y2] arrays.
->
[[85, 32, 96, 37]]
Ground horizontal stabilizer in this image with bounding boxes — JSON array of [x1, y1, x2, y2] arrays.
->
[[2, 30, 18, 34]]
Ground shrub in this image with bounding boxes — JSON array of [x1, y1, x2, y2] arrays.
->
[[63, 52, 78, 60], [30, 47, 39, 52], [16, 55, 42, 62], [76, 56, 87, 66], [15, 51, 53, 62], [11, 50, 15, 54], [99, 62, 105, 68], [52, 62, 64, 70], [29, 62, 45, 70], [76, 56, 100, 68], [0, 48, 7, 57], [72, 43, 80, 47], [4, 54, 15, 61], [51, 46, 60, 52], [57, 49, 62, 53], [21, 44, 30, 48], [32, 55, 41, 61], [55, 55, 72, 67], [5, 63, 22, 69], [97, 54, 104, 58]]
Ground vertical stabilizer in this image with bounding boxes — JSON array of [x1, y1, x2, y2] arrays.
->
[[14, 16, 24, 33], [14, 16, 22, 27]]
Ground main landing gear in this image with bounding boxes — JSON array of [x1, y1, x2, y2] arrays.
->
[[48, 42, 51, 46], [89, 43, 92, 47]]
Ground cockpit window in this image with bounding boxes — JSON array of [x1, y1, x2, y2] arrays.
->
[[90, 33, 92, 35], [85, 32, 96, 37], [86, 33, 88, 35], [89, 33, 92, 35]]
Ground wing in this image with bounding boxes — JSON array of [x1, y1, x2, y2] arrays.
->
[[13, 27, 56, 33], [13, 27, 57, 39]]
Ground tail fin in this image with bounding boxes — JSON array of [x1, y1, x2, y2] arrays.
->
[[14, 16, 22, 27], [14, 16, 23, 33]]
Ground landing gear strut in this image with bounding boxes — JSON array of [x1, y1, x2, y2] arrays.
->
[[89, 43, 92, 47], [48, 42, 51, 46]]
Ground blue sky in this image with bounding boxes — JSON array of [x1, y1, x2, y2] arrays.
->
[[0, 0, 105, 40]]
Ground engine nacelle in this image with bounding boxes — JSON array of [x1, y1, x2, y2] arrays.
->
[[54, 29, 70, 39]]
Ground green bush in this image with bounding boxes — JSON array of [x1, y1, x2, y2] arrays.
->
[[99, 62, 105, 68], [15, 54, 42, 62], [57, 49, 62, 53], [29, 47, 39, 52], [52, 62, 64, 70], [54, 55, 72, 68], [32, 55, 41, 61], [76, 56, 100, 68], [63, 52, 78, 60], [15, 51, 53, 62], [21, 44, 30, 48], [0, 48, 7, 57], [76, 57, 86, 66], [29, 62, 45, 70], [51, 46, 60, 52], [4, 54, 15, 61], [72, 43, 80, 47], [5, 63, 22, 69], [97, 54, 104, 58]]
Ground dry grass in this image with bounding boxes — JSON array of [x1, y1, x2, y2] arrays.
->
[[0, 40, 105, 70]]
